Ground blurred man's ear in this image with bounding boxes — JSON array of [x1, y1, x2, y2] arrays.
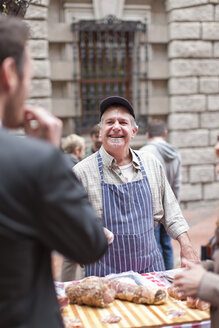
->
[[164, 129, 168, 139], [73, 146, 80, 158], [1, 57, 18, 92]]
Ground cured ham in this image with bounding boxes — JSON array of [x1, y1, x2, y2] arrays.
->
[[110, 278, 167, 304], [65, 275, 167, 307], [65, 276, 116, 307]]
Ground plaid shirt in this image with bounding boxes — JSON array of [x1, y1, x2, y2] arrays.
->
[[73, 146, 189, 240]]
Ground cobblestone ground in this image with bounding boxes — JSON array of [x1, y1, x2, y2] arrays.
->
[[52, 205, 218, 281]]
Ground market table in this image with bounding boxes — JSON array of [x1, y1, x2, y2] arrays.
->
[[56, 271, 211, 328], [61, 297, 210, 328]]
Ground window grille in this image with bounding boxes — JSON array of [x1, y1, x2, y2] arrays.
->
[[72, 15, 147, 133]]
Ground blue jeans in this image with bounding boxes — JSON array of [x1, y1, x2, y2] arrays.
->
[[154, 223, 174, 270]]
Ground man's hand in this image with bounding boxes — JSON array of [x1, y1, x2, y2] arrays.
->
[[177, 232, 200, 266], [103, 227, 114, 245], [23, 107, 62, 148], [174, 260, 206, 298]]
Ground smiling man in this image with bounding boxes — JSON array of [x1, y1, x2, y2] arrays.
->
[[74, 96, 199, 277]]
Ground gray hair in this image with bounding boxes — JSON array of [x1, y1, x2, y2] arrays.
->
[[62, 134, 85, 154]]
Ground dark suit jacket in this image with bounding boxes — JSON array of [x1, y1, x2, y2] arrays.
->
[[0, 128, 108, 328]]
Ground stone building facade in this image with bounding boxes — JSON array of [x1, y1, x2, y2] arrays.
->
[[24, 0, 219, 209]]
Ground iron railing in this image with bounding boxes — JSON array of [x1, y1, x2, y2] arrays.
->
[[72, 15, 147, 133]]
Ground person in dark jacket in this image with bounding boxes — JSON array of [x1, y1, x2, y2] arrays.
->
[[174, 135, 219, 328], [140, 119, 182, 270], [0, 15, 108, 328]]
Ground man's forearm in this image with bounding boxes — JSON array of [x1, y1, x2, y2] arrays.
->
[[177, 232, 200, 265]]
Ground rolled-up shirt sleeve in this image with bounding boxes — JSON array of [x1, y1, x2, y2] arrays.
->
[[141, 152, 189, 240], [160, 170, 189, 239]]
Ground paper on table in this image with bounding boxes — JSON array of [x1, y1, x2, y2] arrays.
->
[[160, 268, 185, 282]]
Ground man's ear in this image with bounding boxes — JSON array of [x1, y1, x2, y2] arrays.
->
[[164, 129, 168, 139], [73, 146, 80, 157], [1, 57, 18, 92], [131, 127, 138, 139]]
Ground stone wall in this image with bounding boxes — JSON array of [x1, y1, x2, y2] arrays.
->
[[166, 0, 219, 208], [25, 0, 51, 111], [24, 0, 219, 209]]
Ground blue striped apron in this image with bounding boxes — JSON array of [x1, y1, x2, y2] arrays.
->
[[85, 151, 165, 277]]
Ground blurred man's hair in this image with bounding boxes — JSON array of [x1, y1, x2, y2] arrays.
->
[[90, 124, 100, 136], [147, 119, 166, 138], [62, 134, 85, 154], [0, 15, 29, 78]]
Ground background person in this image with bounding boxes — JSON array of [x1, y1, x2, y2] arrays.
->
[[73, 96, 199, 277], [140, 119, 182, 270], [62, 133, 85, 166], [174, 135, 219, 327], [61, 133, 85, 281], [85, 124, 102, 157], [0, 15, 108, 328]]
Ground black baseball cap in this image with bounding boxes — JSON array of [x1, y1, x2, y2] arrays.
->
[[99, 96, 135, 119]]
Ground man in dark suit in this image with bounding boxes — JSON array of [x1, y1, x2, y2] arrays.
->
[[0, 15, 108, 328]]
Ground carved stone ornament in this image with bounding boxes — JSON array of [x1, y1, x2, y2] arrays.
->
[[93, 0, 125, 19], [0, 0, 32, 17]]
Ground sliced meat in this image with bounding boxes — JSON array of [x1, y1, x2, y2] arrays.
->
[[101, 314, 121, 323], [57, 296, 69, 312], [63, 317, 83, 328], [186, 296, 196, 308], [195, 299, 210, 311], [186, 297, 210, 311], [167, 285, 186, 300]]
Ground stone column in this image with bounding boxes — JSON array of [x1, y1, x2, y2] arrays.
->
[[166, 0, 219, 208]]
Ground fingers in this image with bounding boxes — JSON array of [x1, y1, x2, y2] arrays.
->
[[24, 106, 63, 147], [181, 258, 198, 270], [103, 227, 114, 245]]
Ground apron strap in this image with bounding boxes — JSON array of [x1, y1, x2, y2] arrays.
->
[[97, 151, 104, 183]]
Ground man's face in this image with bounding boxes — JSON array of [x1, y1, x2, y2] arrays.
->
[[100, 106, 137, 155], [2, 47, 33, 128], [91, 132, 102, 150]]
